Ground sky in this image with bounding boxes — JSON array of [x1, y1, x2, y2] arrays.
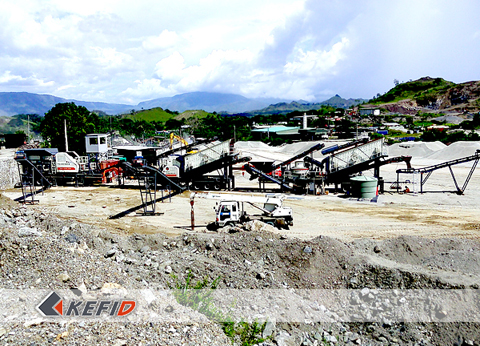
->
[[1, 0, 480, 105]]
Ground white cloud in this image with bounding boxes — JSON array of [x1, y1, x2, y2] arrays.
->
[[90, 47, 133, 70], [142, 30, 179, 52], [284, 37, 349, 76], [154, 52, 186, 83], [0, 71, 54, 87], [2, 0, 480, 104]]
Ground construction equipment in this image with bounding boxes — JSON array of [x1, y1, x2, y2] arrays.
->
[[245, 143, 325, 192], [169, 132, 189, 149], [191, 192, 293, 230], [264, 142, 325, 174], [160, 139, 249, 190], [109, 162, 186, 218], [14, 134, 122, 187], [396, 149, 480, 194]]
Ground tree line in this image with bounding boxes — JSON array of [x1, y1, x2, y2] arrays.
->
[[35, 103, 346, 154]]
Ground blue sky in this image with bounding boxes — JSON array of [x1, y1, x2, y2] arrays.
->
[[1, 0, 479, 105]]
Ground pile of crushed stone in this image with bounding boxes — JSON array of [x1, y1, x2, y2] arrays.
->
[[1, 192, 480, 345]]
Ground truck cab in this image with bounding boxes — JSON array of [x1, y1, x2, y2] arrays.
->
[[215, 201, 241, 227]]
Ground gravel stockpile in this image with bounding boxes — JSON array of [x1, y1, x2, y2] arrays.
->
[[387, 141, 446, 159], [1, 192, 480, 345]]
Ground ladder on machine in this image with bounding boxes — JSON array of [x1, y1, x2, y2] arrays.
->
[[137, 170, 165, 216], [16, 159, 52, 204]]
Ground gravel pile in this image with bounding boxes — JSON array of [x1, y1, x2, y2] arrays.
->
[[1, 194, 480, 345]]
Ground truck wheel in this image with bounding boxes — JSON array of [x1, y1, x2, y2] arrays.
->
[[203, 183, 211, 190], [206, 222, 219, 231], [213, 183, 221, 191], [193, 183, 202, 190]]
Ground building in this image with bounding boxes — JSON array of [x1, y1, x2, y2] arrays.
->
[[359, 109, 381, 116], [250, 126, 300, 141]]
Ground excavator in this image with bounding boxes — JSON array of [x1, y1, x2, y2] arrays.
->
[[169, 133, 198, 154]]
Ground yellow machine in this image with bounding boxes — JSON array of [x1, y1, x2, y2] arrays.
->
[[169, 132, 198, 153], [169, 133, 189, 149]]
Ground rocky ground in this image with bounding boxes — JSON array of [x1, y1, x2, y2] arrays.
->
[[1, 193, 480, 345]]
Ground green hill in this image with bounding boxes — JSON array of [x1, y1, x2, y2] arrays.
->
[[126, 107, 214, 123], [251, 95, 366, 115], [126, 107, 177, 122], [175, 110, 212, 120], [371, 77, 454, 104], [365, 77, 480, 115]]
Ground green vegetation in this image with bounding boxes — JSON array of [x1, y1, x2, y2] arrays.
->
[[0, 114, 42, 136], [127, 107, 178, 122], [421, 129, 480, 143], [370, 77, 454, 104], [40, 102, 98, 153], [32, 99, 480, 151], [170, 271, 271, 346]]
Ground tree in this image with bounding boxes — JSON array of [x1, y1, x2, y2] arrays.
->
[[40, 103, 99, 154]]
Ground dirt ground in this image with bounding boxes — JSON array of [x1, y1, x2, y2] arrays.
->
[[2, 143, 480, 345], [4, 159, 480, 242]]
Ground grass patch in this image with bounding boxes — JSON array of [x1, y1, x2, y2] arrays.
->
[[127, 107, 177, 122], [170, 271, 272, 346]]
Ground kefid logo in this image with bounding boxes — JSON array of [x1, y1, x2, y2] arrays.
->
[[37, 292, 136, 317]]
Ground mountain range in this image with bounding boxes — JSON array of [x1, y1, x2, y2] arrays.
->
[[0, 91, 365, 117]]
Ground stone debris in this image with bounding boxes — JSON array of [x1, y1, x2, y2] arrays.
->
[[0, 190, 479, 345]]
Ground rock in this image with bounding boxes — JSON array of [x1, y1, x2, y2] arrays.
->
[[275, 331, 294, 346], [105, 248, 117, 258], [280, 234, 288, 239], [165, 265, 172, 274], [61, 226, 69, 235], [373, 245, 381, 253], [101, 282, 126, 295], [436, 309, 448, 319], [124, 257, 136, 265], [303, 246, 312, 253], [18, 227, 41, 237], [255, 236, 263, 242], [0, 327, 7, 337], [262, 320, 276, 338], [65, 233, 79, 243], [165, 305, 174, 313], [256, 272, 266, 280], [55, 331, 69, 341], [360, 287, 370, 296], [57, 273, 70, 283], [24, 318, 44, 328]]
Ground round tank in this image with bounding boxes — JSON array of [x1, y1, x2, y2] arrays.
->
[[350, 176, 378, 198]]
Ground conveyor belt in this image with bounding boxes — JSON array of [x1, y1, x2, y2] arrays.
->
[[396, 150, 480, 194]]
